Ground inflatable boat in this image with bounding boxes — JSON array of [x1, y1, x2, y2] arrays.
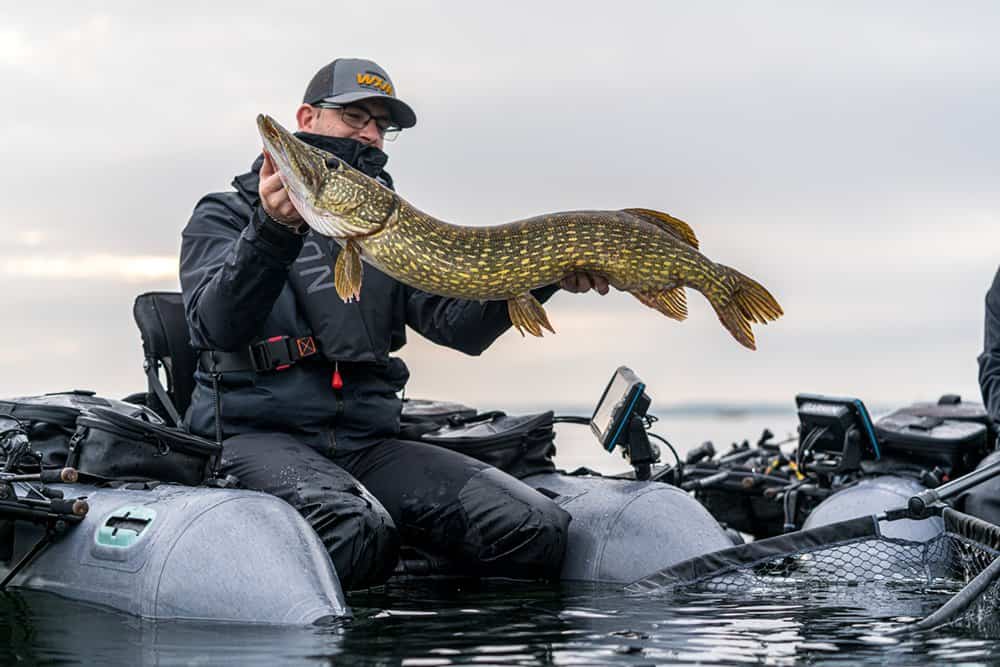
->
[[0, 293, 994, 625], [3, 371, 993, 625], [0, 469, 734, 624], [0, 361, 740, 624]]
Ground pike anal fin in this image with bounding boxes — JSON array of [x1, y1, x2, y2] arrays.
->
[[334, 240, 363, 302], [633, 287, 688, 321], [507, 292, 556, 337]]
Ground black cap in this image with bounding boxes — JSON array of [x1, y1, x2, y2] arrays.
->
[[303, 58, 417, 129]]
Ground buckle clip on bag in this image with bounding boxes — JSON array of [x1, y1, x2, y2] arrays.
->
[[68, 407, 222, 486]]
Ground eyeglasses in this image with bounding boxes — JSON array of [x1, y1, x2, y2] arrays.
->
[[314, 102, 401, 141]]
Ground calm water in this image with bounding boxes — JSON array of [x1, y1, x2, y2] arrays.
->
[[5, 409, 1000, 665], [5, 582, 1000, 666]]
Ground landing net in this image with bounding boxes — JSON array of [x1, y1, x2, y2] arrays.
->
[[627, 507, 1000, 631]]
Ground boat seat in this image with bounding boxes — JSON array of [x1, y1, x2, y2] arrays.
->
[[133, 291, 196, 429]]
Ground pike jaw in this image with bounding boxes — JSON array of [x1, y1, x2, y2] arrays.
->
[[256, 114, 383, 239]]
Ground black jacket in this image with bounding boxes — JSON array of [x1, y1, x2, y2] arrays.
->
[[980, 266, 1000, 423], [180, 134, 558, 452]]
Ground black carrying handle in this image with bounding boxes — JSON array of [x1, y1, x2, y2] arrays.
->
[[447, 410, 506, 428]]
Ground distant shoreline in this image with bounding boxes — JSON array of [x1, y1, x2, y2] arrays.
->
[[494, 401, 904, 418]]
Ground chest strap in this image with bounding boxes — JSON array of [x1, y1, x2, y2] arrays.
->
[[201, 335, 318, 374]]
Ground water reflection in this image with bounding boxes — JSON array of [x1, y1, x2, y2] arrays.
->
[[4, 579, 1000, 665], [0, 590, 344, 666]]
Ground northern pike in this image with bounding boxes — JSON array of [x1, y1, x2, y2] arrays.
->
[[257, 115, 783, 349]]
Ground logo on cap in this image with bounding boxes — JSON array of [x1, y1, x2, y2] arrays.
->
[[356, 72, 394, 97]]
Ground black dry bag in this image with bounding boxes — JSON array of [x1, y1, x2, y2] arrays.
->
[[69, 407, 221, 486], [0, 390, 162, 469], [416, 411, 558, 479]]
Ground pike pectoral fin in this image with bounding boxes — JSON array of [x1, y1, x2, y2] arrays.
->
[[632, 287, 688, 321], [334, 240, 363, 302], [507, 292, 556, 337], [623, 208, 699, 249]]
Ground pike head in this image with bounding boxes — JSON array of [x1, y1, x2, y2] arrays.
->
[[256, 114, 397, 239]]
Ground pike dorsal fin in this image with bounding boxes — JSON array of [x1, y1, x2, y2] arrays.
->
[[623, 208, 699, 249]]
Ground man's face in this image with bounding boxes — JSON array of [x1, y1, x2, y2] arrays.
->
[[299, 98, 391, 150]]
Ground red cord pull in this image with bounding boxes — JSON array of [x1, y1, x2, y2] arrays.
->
[[331, 363, 344, 390]]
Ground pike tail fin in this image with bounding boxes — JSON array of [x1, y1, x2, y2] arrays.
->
[[708, 266, 783, 350]]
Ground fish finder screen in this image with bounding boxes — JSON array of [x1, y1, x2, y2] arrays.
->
[[590, 367, 644, 448], [795, 393, 881, 460]]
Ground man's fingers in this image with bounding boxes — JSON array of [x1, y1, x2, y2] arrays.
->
[[259, 151, 286, 199], [280, 207, 301, 222], [260, 150, 275, 178], [560, 272, 590, 293], [559, 272, 612, 294], [256, 149, 304, 225], [560, 274, 583, 292], [260, 171, 284, 197]]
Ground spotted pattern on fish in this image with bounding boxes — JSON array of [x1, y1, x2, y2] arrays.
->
[[257, 114, 784, 349]]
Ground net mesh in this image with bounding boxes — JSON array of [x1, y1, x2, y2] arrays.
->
[[627, 508, 1000, 630]]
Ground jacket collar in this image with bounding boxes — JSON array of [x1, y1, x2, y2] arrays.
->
[[232, 132, 392, 205]]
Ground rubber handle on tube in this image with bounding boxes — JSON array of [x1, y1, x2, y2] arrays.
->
[[39, 468, 78, 484]]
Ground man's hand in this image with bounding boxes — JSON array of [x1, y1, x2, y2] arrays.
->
[[560, 271, 610, 295], [259, 150, 305, 226]]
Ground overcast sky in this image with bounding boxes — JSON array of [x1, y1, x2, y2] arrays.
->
[[0, 2, 997, 416]]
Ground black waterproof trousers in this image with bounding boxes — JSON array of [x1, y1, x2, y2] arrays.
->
[[960, 450, 1000, 525], [959, 268, 1000, 524], [219, 434, 570, 590]]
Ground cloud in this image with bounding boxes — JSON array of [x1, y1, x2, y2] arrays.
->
[[14, 231, 45, 247], [0, 28, 32, 66], [0, 254, 178, 282], [0, 2, 997, 410]]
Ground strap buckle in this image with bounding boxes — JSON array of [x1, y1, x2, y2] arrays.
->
[[248, 336, 317, 372]]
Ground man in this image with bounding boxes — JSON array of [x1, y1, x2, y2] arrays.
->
[[958, 266, 1000, 522], [180, 58, 607, 589], [979, 267, 1000, 425]]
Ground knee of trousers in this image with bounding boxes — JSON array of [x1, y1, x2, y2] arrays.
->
[[961, 486, 1000, 526], [464, 470, 570, 580], [958, 451, 1000, 525], [297, 486, 400, 590], [502, 502, 570, 581]]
